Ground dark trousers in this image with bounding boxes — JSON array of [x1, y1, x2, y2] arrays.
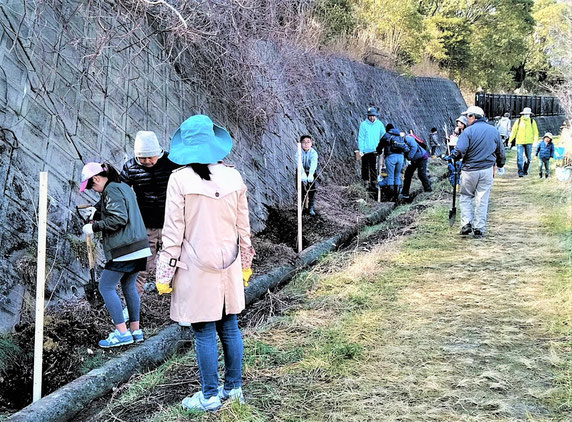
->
[[402, 158, 431, 196], [361, 152, 377, 186], [301, 181, 316, 209]]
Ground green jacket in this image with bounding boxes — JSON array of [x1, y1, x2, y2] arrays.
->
[[509, 116, 538, 145], [93, 182, 149, 262]]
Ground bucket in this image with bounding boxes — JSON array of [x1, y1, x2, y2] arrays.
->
[[554, 147, 566, 160], [556, 167, 571, 182]]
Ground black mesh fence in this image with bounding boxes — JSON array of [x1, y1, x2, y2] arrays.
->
[[475, 92, 564, 118]]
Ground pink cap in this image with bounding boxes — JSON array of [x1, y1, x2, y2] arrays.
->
[[80, 162, 104, 192]]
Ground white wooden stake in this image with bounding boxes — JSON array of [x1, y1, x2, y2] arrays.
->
[[33, 171, 48, 402], [297, 142, 303, 253]]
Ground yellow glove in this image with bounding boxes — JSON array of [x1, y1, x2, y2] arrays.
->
[[156, 282, 172, 295], [155, 258, 176, 295], [242, 268, 252, 287]]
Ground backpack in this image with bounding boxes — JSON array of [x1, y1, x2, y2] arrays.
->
[[411, 134, 429, 151], [389, 135, 408, 154]]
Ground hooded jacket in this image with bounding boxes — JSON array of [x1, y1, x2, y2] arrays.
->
[[404, 135, 426, 161], [376, 128, 410, 157], [358, 118, 386, 154], [452, 118, 506, 171], [496, 116, 512, 137], [509, 116, 538, 145], [536, 140, 555, 160]]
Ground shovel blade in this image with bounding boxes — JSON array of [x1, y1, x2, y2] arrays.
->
[[449, 207, 457, 226], [85, 269, 101, 306]]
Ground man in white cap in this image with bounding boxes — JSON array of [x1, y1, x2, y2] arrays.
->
[[450, 106, 506, 238], [120, 131, 179, 298], [508, 107, 538, 177]]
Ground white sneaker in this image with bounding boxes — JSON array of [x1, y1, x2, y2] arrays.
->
[[217, 386, 245, 403], [181, 391, 222, 412]]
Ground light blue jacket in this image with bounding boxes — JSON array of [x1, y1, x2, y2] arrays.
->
[[301, 147, 318, 177], [358, 119, 386, 154]]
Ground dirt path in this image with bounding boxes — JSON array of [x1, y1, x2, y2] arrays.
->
[[80, 154, 571, 421]]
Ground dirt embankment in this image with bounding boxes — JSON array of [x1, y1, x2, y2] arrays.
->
[[0, 162, 445, 416]]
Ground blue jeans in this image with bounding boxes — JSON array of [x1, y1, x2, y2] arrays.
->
[[385, 153, 404, 186], [517, 144, 532, 176], [98, 269, 140, 324], [539, 158, 551, 177], [191, 313, 243, 398]]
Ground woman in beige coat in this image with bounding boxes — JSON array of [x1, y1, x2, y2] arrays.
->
[[155, 114, 255, 412]]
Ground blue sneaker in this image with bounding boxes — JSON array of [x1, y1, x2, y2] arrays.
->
[[217, 386, 245, 403], [181, 391, 222, 412], [131, 329, 144, 343], [99, 329, 133, 348]]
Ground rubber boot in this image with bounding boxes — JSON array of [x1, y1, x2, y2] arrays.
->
[[309, 197, 316, 216]]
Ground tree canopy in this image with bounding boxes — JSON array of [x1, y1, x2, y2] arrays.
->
[[312, 0, 571, 94]]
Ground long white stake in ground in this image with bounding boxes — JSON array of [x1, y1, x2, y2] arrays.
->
[[297, 142, 303, 253], [33, 171, 48, 402]]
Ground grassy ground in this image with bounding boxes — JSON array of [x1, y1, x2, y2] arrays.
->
[[79, 152, 571, 421]]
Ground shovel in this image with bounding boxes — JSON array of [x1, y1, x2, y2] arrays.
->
[[449, 160, 458, 226], [76, 205, 98, 304]]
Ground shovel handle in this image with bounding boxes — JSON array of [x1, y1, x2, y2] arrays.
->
[[86, 234, 95, 269]]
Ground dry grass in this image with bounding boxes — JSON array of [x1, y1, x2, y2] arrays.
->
[[82, 155, 571, 421], [234, 153, 571, 421]]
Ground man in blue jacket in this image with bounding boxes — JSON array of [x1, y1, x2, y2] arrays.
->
[[401, 133, 432, 199], [358, 107, 386, 192], [450, 106, 506, 238]]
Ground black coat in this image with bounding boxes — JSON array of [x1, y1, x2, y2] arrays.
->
[[120, 153, 179, 229]]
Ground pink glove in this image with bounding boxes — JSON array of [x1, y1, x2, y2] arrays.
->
[[240, 246, 255, 269]]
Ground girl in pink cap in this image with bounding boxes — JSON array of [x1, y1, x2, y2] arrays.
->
[[79, 162, 151, 348]]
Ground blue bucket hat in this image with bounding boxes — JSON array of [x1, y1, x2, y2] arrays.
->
[[168, 115, 233, 165], [367, 106, 379, 116]]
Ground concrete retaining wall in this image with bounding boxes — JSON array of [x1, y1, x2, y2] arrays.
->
[[0, 1, 467, 330]]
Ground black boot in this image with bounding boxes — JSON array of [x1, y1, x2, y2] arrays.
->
[[309, 197, 316, 216], [460, 223, 473, 235], [393, 186, 400, 203]]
